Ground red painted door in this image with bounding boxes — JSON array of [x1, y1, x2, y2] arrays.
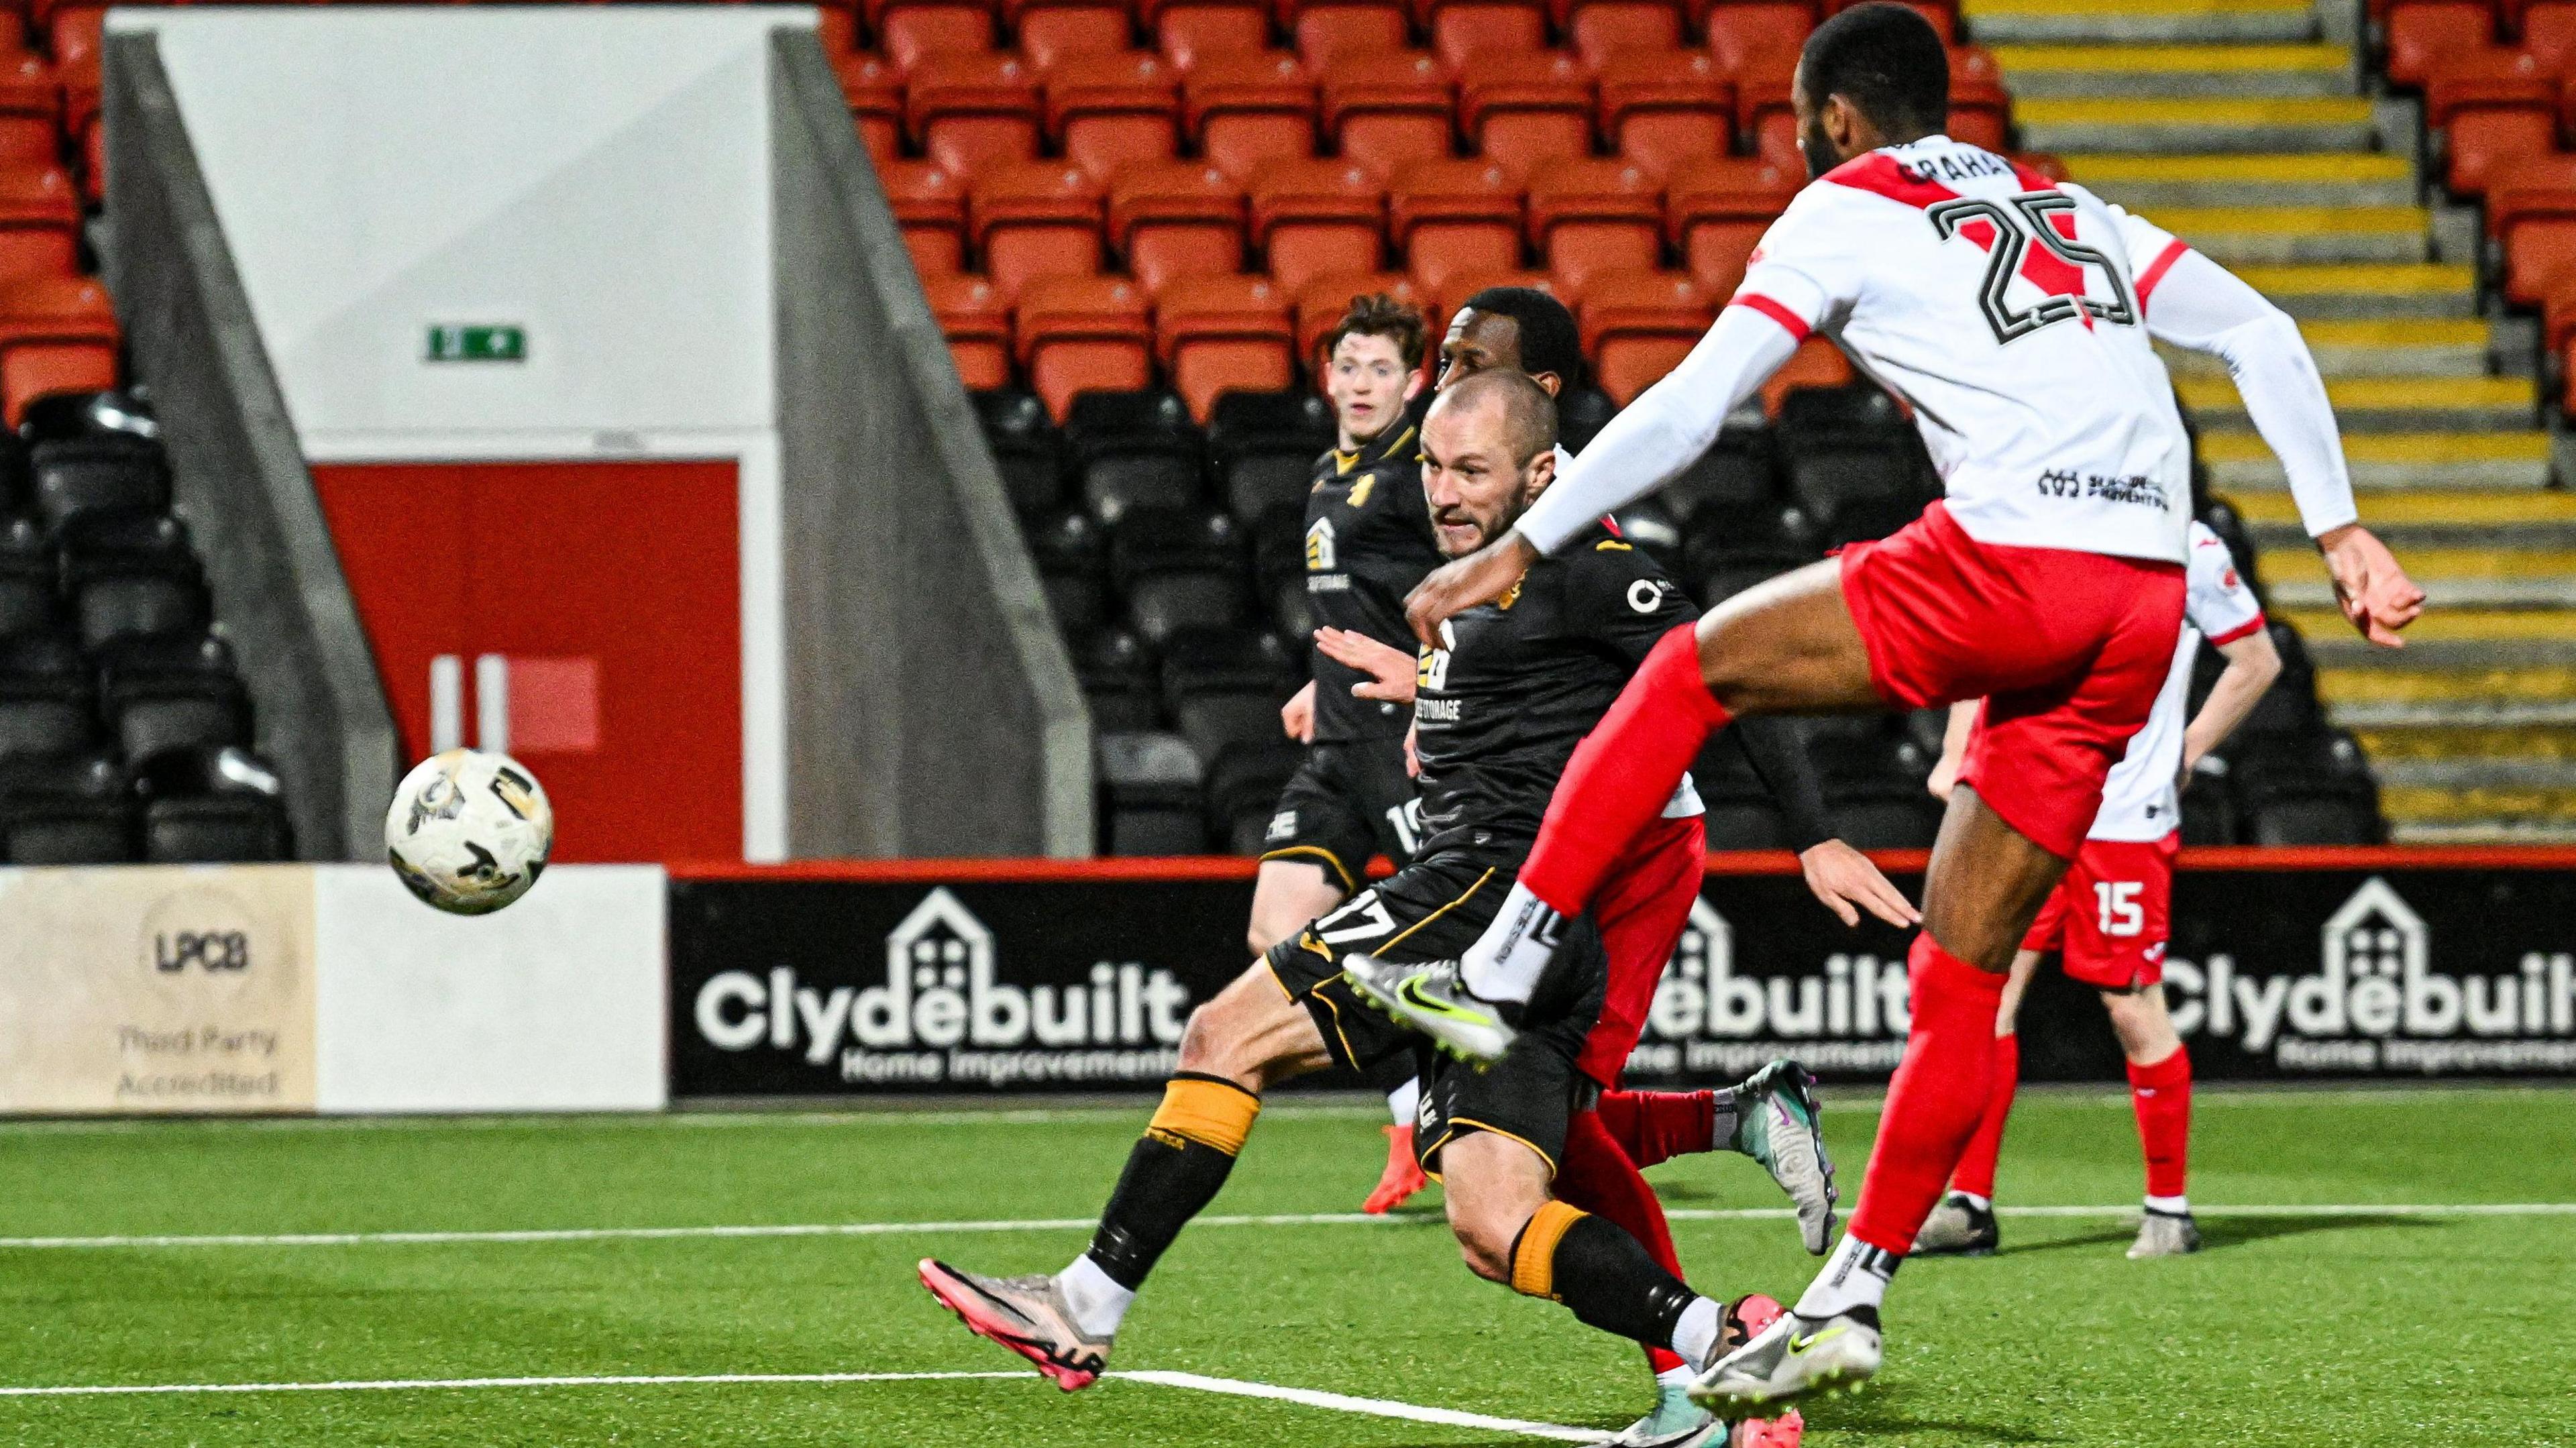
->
[[313, 460, 743, 862]]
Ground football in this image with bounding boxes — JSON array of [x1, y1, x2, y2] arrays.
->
[[384, 748, 554, 915]]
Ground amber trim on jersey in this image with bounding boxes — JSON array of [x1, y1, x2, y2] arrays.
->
[[1258, 843, 1357, 893], [1729, 293, 1811, 342], [1419, 1117, 1559, 1184]]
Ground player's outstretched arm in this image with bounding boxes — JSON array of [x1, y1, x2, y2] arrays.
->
[[1401, 307, 1801, 645], [2180, 625, 2283, 773], [2137, 245, 2425, 647]]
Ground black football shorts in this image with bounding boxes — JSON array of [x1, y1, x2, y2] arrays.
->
[[1258, 737, 1421, 893], [1263, 848, 1605, 1178]]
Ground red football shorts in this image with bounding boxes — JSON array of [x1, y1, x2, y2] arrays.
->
[[2022, 832, 2180, 990], [1577, 812, 1707, 1089], [1837, 502, 2186, 859]]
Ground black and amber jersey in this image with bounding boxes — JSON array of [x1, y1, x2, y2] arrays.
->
[[1305, 414, 1442, 743], [1411, 524, 1697, 858]]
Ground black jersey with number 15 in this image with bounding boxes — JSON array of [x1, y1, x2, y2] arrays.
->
[[1305, 418, 1442, 744], [1411, 524, 1698, 858]]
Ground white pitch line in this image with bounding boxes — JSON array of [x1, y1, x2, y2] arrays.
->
[[0, 1201, 2568, 1251], [1116, 1371, 1605, 1443], [0, 1366, 1609, 1439]]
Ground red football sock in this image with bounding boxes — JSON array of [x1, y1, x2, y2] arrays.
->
[[1520, 623, 1729, 916], [1948, 1032, 2019, 1200], [1595, 1089, 1718, 1170], [2127, 1046, 2192, 1201], [1556, 1109, 1689, 1376], [1847, 935, 2010, 1254]]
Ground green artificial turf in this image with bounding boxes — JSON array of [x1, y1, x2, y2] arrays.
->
[[0, 1087, 2569, 1447]]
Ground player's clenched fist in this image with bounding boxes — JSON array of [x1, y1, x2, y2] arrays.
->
[[1404, 531, 1538, 647], [2316, 524, 2424, 649]]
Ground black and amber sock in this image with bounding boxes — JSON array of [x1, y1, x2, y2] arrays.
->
[[1081, 1072, 1262, 1291], [1509, 1201, 1701, 1347]]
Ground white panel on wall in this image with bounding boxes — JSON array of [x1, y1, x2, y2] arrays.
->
[[313, 865, 667, 1113], [116, 6, 800, 444]]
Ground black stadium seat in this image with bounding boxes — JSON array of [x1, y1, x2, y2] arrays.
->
[[1161, 624, 1297, 764], [98, 634, 251, 765], [1556, 386, 1617, 455], [1208, 390, 1332, 522], [1073, 627, 1163, 732], [1028, 508, 1113, 637], [134, 745, 293, 863], [1112, 507, 1248, 644], [0, 632, 97, 759], [1097, 729, 1209, 854], [1811, 718, 1940, 850], [1660, 424, 1776, 522], [1067, 390, 1206, 523], [2180, 755, 2239, 845], [973, 388, 1069, 516], [0, 516, 58, 636], [2231, 730, 2383, 846], [0, 750, 131, 863], [1680, 499, 1820, 606], [18, 389, 158, 447], [1607, 498, 1684, 575], [29, 433, 168, 531]]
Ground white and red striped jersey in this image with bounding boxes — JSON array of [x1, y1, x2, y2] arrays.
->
[[1735, 135, 2195, 564], [2088, 520, 2267, 842]]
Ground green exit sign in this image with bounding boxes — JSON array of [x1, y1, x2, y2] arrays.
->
[[425, 325, 526, 363]]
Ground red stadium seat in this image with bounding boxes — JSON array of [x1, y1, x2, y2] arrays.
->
[[971, 162, 1107, 299], [1322, 53, 1457, 171], [1155, 274, 1299, 417], [881, 162, 970, 274], [1012, 0, 1133, 66], [1184, 52, 1320, 178], [1389, 158, 1526, 288], [909, 54, 1044, 180], [2384, 1, 2495, 87], [2506, 217, 2576, 304], [1144, 0, 1271, 68], [1044, 50, 1183, 181], [1578, 268, 1713, 404], [1295, 270, 1424, 357], [1598, 51, 1733, 176], [1948, 46, 2010, 152], [1761, 334, 1852, 414], [2426, 52, 2555, 196], [1110, 161, 1248, 292], [2522, 3, 2576, 74], [1667, 156, 1796, 295], [834, 53, 906, 163], [0, 168, 76, 286], [1707, 2, 1811, 81], [1250, 158, 1390, 290], [46, 4, 105, 72], [815, 2, 863, 52], [1016, 275, 1155, 418], [1460, 49, 1597, 170], [1293, 0, 1412, 67], [877, 0, 998, 72], [2540, 282, 2576, 357], [1566, 1, 1683, 66], [925, 272, 1016, 390], [1528, 158, 1663, 290], [0, 276, 119, 426], [2485, 153, 2576, 243], [1427, 0, 1548, 70], [0, 56, 60, 170]]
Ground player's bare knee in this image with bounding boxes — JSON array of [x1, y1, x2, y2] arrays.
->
[[1442, 1196, 1519, 1282]]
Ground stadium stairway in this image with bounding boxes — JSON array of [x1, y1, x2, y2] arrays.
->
[[1978, 0, 2576, 841]]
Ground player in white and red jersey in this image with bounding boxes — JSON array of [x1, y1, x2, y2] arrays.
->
[[1911, 521, 2279, 1262], [1337, 1, 2423, 1410]]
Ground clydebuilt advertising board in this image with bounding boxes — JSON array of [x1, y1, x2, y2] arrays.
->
[[667, 850, 2576, 1097]]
